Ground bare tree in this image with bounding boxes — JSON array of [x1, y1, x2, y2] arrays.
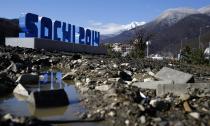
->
[[129, 29, 153, 58]]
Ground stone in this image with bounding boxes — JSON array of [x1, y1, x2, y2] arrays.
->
[[13, 84, 29, 97], [125, 81, 132, 85], [113, 64, 118, 68], [138, 104, 145, 111], [189, 112, 200, 119], [119, 71, 132, 81], [108, 111, 116, 117], [150, 99, 158, 107], [125, 120, 130, 125], [148, 71, 155, 76], [133, 80, 173, 89], [153, 117, 162, 122], [150, 99, 171, 111], [28, 89, 69, 108], [143, 77, 154, 82], [140, 92, 147, 99], [140, 116, 146, 124], [62, 72, 76, 80], [157, 83, 210, 97], [120, 63, 129, 66], [16, 74, 39, 84], [132, 78, 138, 82], [85, 78, 91, 84], [95, 85, 111, 92], [155, 67, 194, 84], [124, 70, 132, 76], [3, 113, 13, 120], [108, 78, 121, 82], [75, 81, 83, 87]]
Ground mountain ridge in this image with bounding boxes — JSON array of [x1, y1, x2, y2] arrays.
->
[[102, 5, 210, 55]]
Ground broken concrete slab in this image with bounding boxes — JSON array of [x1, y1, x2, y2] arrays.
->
[[16, 74, 39, 85], [13, 84, 29, 97], [155, 67, 194, 84], [28, 89, 69, 108], [132, 80, 174, 89], [157, 83, 210, 97]]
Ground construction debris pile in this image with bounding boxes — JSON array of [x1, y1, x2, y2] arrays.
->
[[0, 46, 210, 126]]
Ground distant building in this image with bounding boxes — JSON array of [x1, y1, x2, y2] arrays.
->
[[112, 43, 122, 52], [151, 54, 164, 60], [204, 47, 210, 59], [111, 43, 134, 56]]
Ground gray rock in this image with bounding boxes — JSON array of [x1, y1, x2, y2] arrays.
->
[[155, 67, 194, 84], [150, 99, 171, 111], [132, 80, 173, 89], [28, 89, 69, 108], [119, 71, 132, 81], [189, 112, 200, 119], [157, 83, 210, 97], [140, 115, 146, 124], [13, 84, 29, 97]]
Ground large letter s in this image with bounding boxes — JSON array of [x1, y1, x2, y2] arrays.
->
[[19, 13, 38, 37]]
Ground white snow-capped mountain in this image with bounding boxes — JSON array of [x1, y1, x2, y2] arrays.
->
[[123, 21, 146, 30], [199, 5, 210, 16], [94, 21, 146, 36], [155, 8, 199, 26]]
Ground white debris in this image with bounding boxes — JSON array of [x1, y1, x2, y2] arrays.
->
[[125, 119, 130, 125], [108, 111, 116, 117], [113, 64, 118, 68], [148, 71, 155, 76], [13, 84, 29, 97], [189, 112, 200, 119], [140, 115, 146, 124], [149, 99, 158, 107], [140, 92, 147, 98], [144, 78, 154, 82], [3, 113, 13, 120]]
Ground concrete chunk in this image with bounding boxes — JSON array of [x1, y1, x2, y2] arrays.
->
[[157, 83, 210, 97], [132, 80, 174, 89], [13, 84, 29, 97], [28, 89, 69, 108], [155, 67, 194, 84]]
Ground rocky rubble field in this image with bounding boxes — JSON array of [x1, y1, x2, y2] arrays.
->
[[0, 45, 210, 126]]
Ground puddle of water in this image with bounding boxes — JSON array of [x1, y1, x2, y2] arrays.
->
[[0, 72, 108, 126]]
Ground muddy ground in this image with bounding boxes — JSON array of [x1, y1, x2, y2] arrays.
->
[[0, 45, 210, 126]]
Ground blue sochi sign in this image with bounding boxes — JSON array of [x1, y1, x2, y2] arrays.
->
[[19, 13, 100, 46]]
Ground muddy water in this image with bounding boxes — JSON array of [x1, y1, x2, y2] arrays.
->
[[0, 72, 107, 126]]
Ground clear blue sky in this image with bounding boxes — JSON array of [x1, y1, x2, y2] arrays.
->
[[1, 0, 210, 28]]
